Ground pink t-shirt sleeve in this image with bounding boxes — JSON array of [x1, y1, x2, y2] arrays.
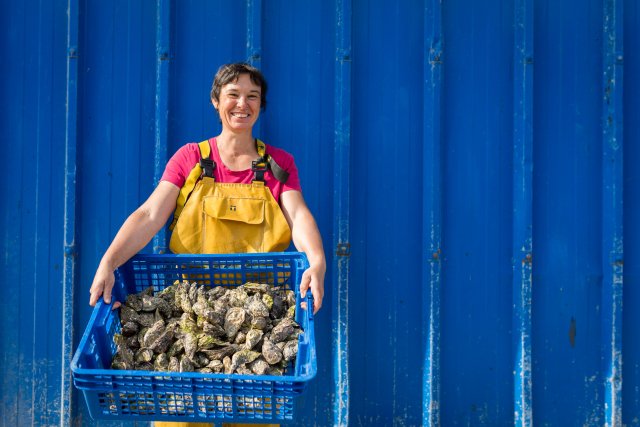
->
[[160, 143, 201, 188], [267, 145, 302, 194]]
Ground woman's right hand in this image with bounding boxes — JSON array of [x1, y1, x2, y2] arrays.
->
[[89, 261, 116, 306]]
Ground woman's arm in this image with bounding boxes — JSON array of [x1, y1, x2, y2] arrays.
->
[[280, 190, 326, 314], [89, 181, 180, 306]]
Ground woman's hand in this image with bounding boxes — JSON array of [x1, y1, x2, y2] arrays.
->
[[299, 261, 326, 314], [89, 261, 117, 307]]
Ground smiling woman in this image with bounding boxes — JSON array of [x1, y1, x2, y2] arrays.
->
[[90, 62, 325, 313], [87, 63, 327, 427]]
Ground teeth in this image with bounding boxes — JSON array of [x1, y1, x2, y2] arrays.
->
[[231, 113, 249, 118]]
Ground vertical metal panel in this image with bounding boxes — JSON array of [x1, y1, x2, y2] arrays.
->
[[441, 1, 515, 424], [601, 1, 624, 425], [74, 2, 158, 425], [260, 2, 336, 424], [512, 0, 534, 425], [333, 0, 352, 425], [152, 0, 172, 254], [350, 1, 425, 425], [422, 0, 443, 424], [533, 1, 605, 425], [623, 2, 640, 425], [0, 0, 68, 424], [62, 0, 80, 424]]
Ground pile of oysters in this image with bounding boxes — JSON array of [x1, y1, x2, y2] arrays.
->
[[111, 280, 302, 376]]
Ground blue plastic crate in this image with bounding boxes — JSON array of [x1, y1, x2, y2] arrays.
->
[[71, 252, 316, 422]]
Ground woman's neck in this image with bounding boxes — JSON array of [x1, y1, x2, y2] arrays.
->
[[216, 130, 256, 156], [215, 130, 259, 170]]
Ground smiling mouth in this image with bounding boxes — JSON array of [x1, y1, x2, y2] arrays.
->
[[231, 112, 250, 118]]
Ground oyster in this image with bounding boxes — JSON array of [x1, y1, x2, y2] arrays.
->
[[179, 355, 195, 372], [271, 318, 298, 343], [166, 338, 184, 358], [154, 353, 169, 371], [143, 319, 165, 347], [283, 340, 298, 362], [245, 294, 270, 318], [228, 350, 261, 373], [183, 332, 198, 360], [168, 356, 180, 372], [261, 293, 274, 311], [244, 329, 263, 350], [135, 348, 154, 363], [224, 307, 246, 339], [199, 345, 238, 361], [121, 321, 139, 337], [233, 331, 246, 345], [249, 358, 270, 375], [250, 316, 268, 331], [207, 359, 224, 373], [229, 287, 249, 308], [149, 328, 174, 354], [244, 282, 271, 294], [261, 338, 282, 365]]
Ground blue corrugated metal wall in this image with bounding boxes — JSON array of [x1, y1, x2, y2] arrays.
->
[[1, 1, 639, 426]]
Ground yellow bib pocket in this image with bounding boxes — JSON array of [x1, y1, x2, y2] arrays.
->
[[202, 195, 266, 253]]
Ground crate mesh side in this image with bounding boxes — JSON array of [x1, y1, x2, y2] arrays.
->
[[128, 257, 296, 291], [196, 393, 234, 417]]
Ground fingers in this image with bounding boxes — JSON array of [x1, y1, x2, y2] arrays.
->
[[299, 270, 312, 298], [89, 282, 102, 306], [102, 281, 113, 304], [89, 268, 115, 306], [299, 268, 324, 314]]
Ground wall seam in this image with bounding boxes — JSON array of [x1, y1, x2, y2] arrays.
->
[[333, 0, 351, 424], [422, 0, 443, 425], [512, 0, 534, 424], [601, 0, 624, 425], [61, 0, 79, 423], [152, 0, 172, 253]]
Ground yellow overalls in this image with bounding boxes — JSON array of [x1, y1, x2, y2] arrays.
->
[[157, 139, 288, 427], [169, 139, 291, 254]]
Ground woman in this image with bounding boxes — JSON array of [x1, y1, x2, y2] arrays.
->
[[89, 63, 325, 427], [89, 63, 324, 315]]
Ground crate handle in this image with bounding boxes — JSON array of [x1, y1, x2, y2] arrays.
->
[[305, 292, 314, 321]]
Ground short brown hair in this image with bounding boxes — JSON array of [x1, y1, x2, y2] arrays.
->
[[210, 63, 268, 110]]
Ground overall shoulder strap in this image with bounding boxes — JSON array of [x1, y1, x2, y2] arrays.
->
[[169, 140, 215, 230], [252, 139, 289, 184]]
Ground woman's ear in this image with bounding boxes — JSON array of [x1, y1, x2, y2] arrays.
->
[[211, 99, 218, 110]]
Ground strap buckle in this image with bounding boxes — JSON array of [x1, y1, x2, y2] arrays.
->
[[251, 159, 268, 182], [200, 158, 215, 178]]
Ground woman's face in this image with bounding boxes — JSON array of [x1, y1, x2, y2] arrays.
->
[[213, 73, 262, 133]]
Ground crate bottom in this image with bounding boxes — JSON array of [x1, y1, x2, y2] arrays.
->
[[84, 389, 295, 422]]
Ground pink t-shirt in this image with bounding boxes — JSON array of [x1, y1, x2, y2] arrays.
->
[[161, 138, 302, 202]]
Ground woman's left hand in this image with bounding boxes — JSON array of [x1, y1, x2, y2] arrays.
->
[[299, 262, 326, 314]]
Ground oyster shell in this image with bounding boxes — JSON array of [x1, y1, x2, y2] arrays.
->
[[224, 307, 246, 339], [261, 338, 282, 365]]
